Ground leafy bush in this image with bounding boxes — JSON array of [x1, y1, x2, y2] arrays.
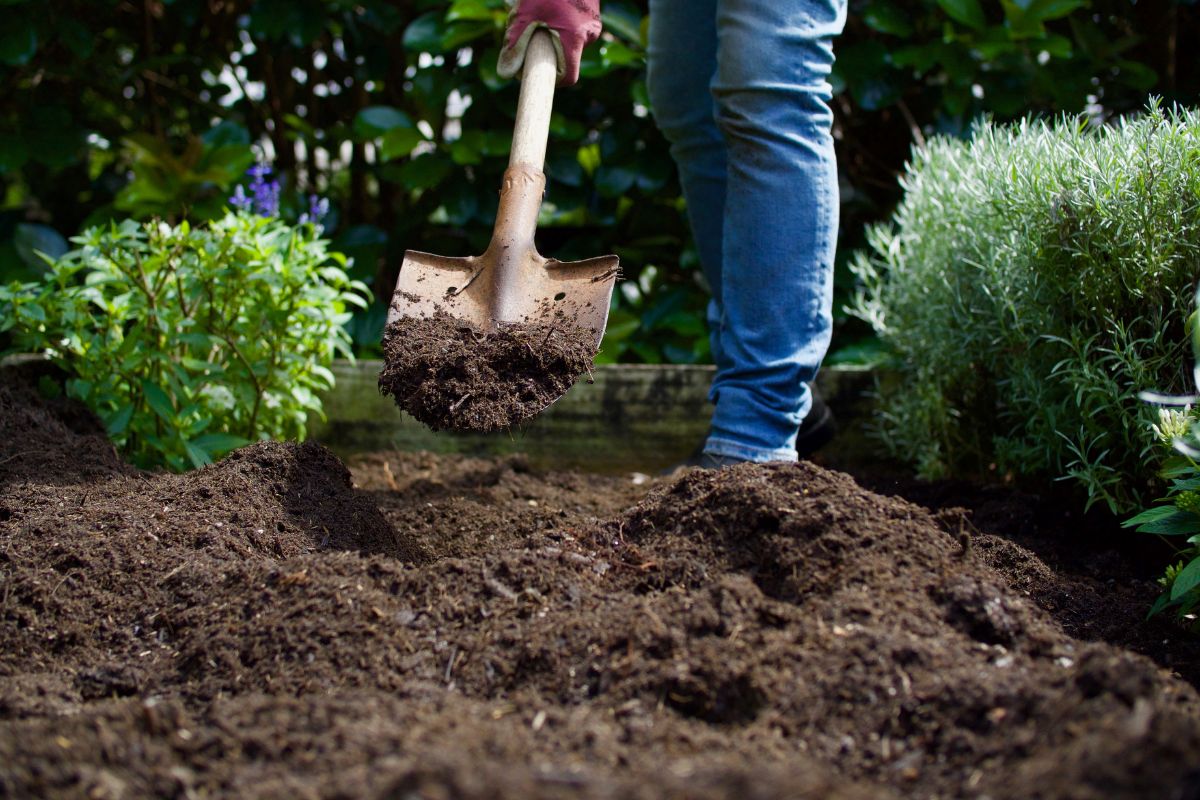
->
[[0, 213, 368, 471], [849, 103, 1200, 512]]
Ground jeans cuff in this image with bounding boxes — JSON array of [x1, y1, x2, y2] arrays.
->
[[703, 437, 799, 464]]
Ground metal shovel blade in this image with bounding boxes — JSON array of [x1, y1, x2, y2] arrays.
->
[[387, 248, 619, 347]]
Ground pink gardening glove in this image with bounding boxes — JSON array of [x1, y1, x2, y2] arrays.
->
[[497, 0, 602, 87]]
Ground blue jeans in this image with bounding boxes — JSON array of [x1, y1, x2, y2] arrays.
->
[[646, 0, 846, 462]]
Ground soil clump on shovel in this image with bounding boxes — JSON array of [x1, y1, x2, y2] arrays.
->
[[379, 310, 597, 431]]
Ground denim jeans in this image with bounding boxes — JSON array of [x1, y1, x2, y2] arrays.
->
[[646, 0, 846, 462]]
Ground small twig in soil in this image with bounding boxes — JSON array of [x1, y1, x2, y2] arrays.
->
[[485, 577, 518, 601], [158, 563, 186, 585], [449, 393, 473, 413], [444, 646, 459, 683], [540, 325, 558, 347], [0, 451, 36, 467], [50, 573, 76, 598]]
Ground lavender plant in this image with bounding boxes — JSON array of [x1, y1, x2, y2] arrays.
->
[[850, 103, 1200, 512]]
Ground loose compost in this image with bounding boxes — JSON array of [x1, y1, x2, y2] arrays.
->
[[2, 371, 1198, 800]]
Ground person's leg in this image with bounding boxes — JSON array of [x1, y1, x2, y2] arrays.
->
[[702, 0, 846, 463], [644, 0, 732, 373]]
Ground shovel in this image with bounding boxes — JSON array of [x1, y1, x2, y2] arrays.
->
[[386, 29, 619, 348]]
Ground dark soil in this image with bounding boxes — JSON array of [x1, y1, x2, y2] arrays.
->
[[2, 370, 1200, 800], [379, 311, 597, 432]]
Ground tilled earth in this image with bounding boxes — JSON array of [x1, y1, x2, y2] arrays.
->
[[2, 373, 1199, 799]]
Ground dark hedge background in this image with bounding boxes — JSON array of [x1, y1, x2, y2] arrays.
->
[[1, 0, 1196, 361]]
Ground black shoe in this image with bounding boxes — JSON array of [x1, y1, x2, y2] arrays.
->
[[796, 386, 837, 459]]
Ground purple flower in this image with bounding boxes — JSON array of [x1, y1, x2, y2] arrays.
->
[[299, 194, 330, 227], [231, 162, 281, 217], [251, 177, 281, 218], [229, 184, 252, 211]]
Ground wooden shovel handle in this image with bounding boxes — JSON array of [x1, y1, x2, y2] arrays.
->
[[509, 29, 558, 170]]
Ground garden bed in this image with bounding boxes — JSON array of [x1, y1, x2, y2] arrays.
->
[[2, 368, 1199, 799]]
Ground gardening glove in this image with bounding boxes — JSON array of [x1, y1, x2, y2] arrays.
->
[[497, 0, 602, 87]]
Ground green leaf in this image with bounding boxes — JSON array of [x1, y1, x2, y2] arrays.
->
[[180, 356, 224, 374], [380, 127, 425, 161], [447, 0, 498, 22], [184, 439, 211, 469], [1024, 0, 1084, 23], [393, 153, 454, 190], [595, 164, 637, 197], [937, 0, 987, 30], [191, 432, 250, 458], [601, 2, 644, 45], [403, 11, 447, 53], [104, 404, 135, 436], [1170, 557, 1200, 601], [1125, 506, 1200, 536], [353, 106, 414, 139], [442, 20, 494, 50], [1146, 591, 1173, 619], [449, 130, 486, 165], [142, 380, 176, 422], [13, 223, 68, 272]]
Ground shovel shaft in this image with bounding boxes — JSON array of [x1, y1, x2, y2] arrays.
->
[[509, 29, 558, 171], [483, 28, 559, 314]]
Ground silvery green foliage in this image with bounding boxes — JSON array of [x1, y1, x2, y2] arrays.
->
[[0, 213, 369, 471], [850, 103, 1200, 512]]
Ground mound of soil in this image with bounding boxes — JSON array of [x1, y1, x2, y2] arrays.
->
[[2, 372, 1199, 799], [379, 311, 597, 432]]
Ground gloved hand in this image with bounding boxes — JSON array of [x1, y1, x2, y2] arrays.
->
[[497, 0, 602, 87]]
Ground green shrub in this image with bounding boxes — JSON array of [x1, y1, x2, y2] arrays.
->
[[849, 103, 1200, 512], [1123, 289, 1200, 625], [0, 213, 368, 471]]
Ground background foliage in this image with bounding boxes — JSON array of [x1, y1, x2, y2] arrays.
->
[[2, 0, 1197, 362], [850, 104, 1200, 512], [0, 214, 366, 471]]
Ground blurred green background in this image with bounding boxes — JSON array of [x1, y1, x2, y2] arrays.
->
[[1, 0, 1196, 363]]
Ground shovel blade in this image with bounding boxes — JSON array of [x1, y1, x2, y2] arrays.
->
[[388, 249, 619, 348], [387, 251, 485, 328]]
